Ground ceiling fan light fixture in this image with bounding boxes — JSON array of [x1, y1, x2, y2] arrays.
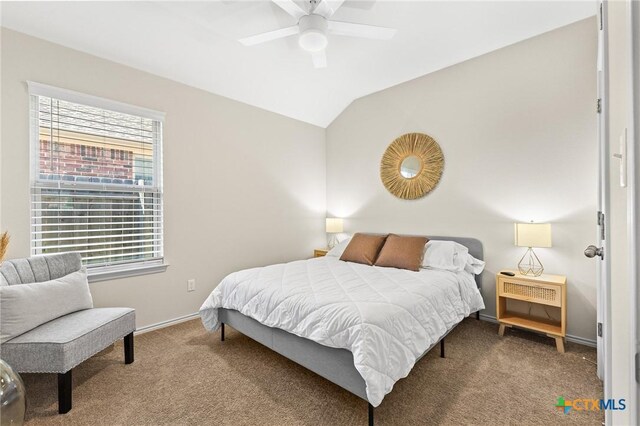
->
[[298, 14, 328, 52], [239, 1, 398, 68], [299, 30, 327, 52]]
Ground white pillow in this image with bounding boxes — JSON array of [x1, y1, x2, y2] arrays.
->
[[336, 233, 351, 243], [422, 240, 485, 274], [422, 240, 467, 271], [0, 269, 93, 343], [464, 254, 486, 275], [326, 237, 352, 258]]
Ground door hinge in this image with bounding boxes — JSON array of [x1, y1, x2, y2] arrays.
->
[[598, 211, 605, 240], [599, 3, 603, 30], [597, 98, 602, 113], [597, 322, 603, 337]]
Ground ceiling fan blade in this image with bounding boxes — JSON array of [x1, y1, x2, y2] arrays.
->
[[272, 0, 308, 20], [313, 0, 346, 19], [239, 25, 299, 46], [328, 20, 396, 40], [312, 50, 327, 68]]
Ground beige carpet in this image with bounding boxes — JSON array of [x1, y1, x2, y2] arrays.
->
[[22, 318, 603, 425]]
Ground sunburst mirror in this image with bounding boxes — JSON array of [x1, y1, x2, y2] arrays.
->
[[380, 133, 444, 200]]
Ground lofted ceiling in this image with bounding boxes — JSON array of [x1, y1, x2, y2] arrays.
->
[[1, 1, 595, 127]]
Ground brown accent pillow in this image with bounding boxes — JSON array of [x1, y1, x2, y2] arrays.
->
[[340, 233, 388, 266], [374, 234, 429, 271]]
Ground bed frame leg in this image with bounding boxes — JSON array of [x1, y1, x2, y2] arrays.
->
[[221, 323, 225, 342], [368, 403, 374, 426], [440, 338, 445, 358], [476, 311, 480, 320]]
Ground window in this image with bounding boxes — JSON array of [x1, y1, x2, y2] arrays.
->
[[29, 82, 165, 279]]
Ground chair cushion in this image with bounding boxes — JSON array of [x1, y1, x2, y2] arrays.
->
[[1, 308, 135, 373]]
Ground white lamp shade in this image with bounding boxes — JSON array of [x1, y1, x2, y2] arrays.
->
[[326, 218, 344, 233], [514, 223, 552, 248]]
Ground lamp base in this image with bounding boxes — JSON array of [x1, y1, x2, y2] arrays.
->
[[518, 247, 544, 276]]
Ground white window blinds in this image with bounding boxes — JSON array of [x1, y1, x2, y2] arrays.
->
[[29, 83, 164, 271]]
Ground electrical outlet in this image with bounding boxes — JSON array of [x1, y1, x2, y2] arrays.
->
[[187, 279, 196, 292]]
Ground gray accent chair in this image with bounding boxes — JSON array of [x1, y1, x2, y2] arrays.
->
[[0, 253, 135, 414]]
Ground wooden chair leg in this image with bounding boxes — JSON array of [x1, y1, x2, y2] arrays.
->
[[58, 370, 72, 414], [221, 323, 225, 342], [440, 338, 445, 358], [368, 402, 374, 426], [124, 332, 134, 364]]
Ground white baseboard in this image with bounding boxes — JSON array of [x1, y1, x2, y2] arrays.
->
[[563, 334, 597, 348], [478, 313, 597, 348], [135, 312, 199, 335]]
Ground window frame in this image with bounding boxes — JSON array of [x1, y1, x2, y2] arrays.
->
[[28, 82, 167, 281]]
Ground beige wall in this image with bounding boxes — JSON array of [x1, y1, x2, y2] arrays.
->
[[326, 18, 598, 342], [0, 28, 327, 329]]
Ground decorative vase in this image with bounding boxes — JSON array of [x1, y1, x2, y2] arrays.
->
[[0, 359, 26, 425]]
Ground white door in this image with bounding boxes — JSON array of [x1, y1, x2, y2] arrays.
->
[[630, 0, 639, 422], [592, 2, 613, 423]]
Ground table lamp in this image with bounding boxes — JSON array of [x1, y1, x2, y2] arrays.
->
[[514, 222, 552, 276], [326, 218, 343, 249]]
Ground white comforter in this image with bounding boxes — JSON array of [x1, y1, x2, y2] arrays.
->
[[199, 257, 484, 406]]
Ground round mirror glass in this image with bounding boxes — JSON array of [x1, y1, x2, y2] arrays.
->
[[400, 155, 422, 179]]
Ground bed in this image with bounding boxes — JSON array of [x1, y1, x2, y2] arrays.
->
[[200, 236, 484, 425]]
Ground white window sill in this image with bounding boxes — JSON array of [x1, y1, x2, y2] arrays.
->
[[88, 262, 169, 283]]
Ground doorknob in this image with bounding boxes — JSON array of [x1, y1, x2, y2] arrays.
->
[[584, 245, 604, 259]]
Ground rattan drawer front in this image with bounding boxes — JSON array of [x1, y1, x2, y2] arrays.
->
[[498, 279, 562, 307]]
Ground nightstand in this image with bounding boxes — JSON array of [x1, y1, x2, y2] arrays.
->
[[313, 249, 328, 258], [496, 270, 567, 353]]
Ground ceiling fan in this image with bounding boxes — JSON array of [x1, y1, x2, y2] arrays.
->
[[239, 0, 397, 68]]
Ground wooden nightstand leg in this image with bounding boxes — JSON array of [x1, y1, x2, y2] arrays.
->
[[498, 324, 506, 336], [548, 335, 565, 353]]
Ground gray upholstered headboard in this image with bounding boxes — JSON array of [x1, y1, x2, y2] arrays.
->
[[427, 236, 483, 288], [0, 253, 82, 286]]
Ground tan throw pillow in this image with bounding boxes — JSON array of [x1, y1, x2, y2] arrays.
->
[[375, 234, 429, 271], [340, 233, 388, 266]]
